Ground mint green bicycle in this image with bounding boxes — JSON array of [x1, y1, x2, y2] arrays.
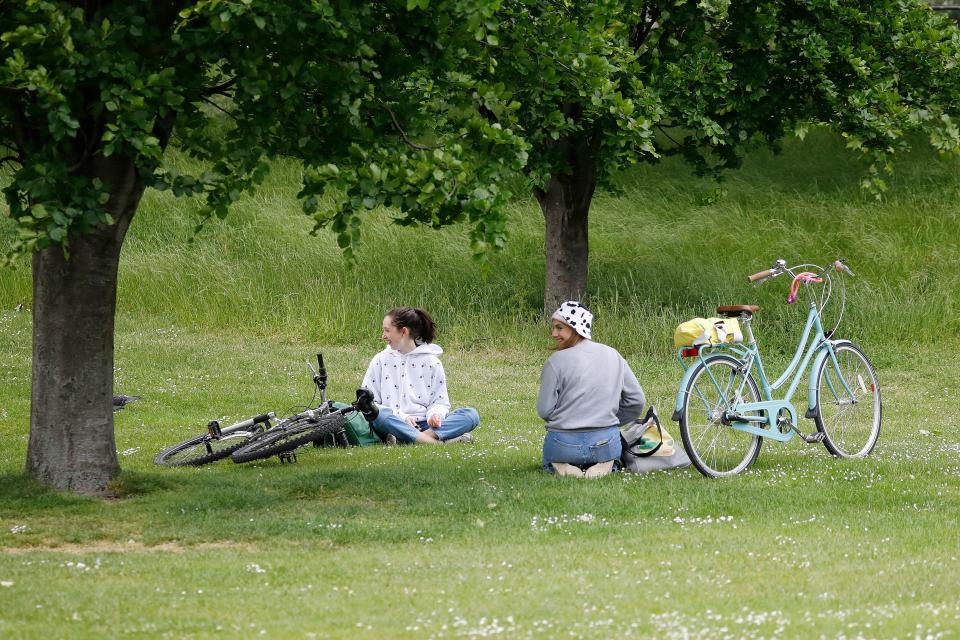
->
[[672, 259, 882, 478]]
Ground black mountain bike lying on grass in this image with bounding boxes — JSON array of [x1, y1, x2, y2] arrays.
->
[[154, 353, 360, 467]]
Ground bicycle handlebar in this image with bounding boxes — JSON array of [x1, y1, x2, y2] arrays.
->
[[747, 269, 774, 283], [306, 352, 328, 391], [233, 412, 275, 429], [834, 260, 855, 277], [749, 258, 854, 285]]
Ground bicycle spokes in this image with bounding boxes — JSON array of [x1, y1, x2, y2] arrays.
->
[[815, 343, 881, 458], [680, 356, 764, 477]]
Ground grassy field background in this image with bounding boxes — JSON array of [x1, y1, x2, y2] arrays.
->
[[1, 130, 959, 638]]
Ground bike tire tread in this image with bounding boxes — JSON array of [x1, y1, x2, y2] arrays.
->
[[231, 414, 347, 463]]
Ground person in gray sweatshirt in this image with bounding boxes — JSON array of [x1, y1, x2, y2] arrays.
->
[[537, 301, 645, 477]]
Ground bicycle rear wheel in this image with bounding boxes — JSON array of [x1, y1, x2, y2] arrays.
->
[[679, 354, 764, 478], [231, 414, 346, 463], [155, 424, 260, 467], [814, 341, 881, 457]]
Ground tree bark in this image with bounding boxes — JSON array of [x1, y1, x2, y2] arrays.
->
[[26, 155, 142, 495], [534, 128, 599, 315]]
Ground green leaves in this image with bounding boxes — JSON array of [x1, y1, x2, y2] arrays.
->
[[301, 124, 520, 259], [4, 0, 959, 266], [470, 0, 960, 201], [3, 0, 520, 262]]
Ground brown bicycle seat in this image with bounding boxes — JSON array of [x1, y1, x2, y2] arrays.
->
[[717, 305, 760, 317]]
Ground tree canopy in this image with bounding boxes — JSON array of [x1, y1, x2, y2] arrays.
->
[[461, 0, 960, 309], [1, 0, 522, 493], [1, 0, 524, 261]]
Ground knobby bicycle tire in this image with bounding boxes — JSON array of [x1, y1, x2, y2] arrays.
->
[[231, 414, 347, 463], [154, 425, 260, 467]]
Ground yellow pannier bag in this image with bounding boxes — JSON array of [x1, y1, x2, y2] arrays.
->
[[673, 317, 743, 347]]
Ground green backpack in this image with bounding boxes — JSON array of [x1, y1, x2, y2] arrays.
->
[[331, 401, 383, 446]]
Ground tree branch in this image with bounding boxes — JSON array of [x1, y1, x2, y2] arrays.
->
[[5, 93, 30, 154], [523, 47, 574, 73], [377, 99, 439, 151], [66, 122, 99, 173], [442, 177, 459, 202], [152, 111, 178, 151], [655, 124, 682, 148], [201, 96, 236, 120], [630, 6, 661, 52], [204, 77, 237, 97]]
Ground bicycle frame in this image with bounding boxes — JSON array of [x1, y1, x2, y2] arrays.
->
[[672, 301, 858, 442]]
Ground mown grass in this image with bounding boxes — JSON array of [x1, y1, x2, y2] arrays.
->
[[1, 130, 959, 638]]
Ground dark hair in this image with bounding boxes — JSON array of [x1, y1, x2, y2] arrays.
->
[[386, 307, 436, 344]]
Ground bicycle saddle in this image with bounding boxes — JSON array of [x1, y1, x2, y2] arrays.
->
[[717, 305, 760, 317]]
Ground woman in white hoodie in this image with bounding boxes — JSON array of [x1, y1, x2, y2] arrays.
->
[[355, 307, 479, 444]]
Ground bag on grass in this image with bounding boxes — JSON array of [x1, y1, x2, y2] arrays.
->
[[620, 406, 690, 473], [673, 317, 743, 347], [331, 401, 383, 446]]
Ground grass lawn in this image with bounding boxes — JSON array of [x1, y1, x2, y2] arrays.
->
[[1, 131, 959, 638]]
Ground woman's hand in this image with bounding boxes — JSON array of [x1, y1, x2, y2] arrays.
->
[[403, 415, 418, 428], [427, 414, 442, 428]]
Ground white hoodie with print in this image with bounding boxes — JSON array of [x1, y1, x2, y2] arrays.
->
[[361, 343, 451, 423]]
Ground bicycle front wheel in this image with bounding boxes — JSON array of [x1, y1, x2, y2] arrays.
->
[[679, 354, 763, 478], [231, 414, 346, 463], [814, 341, 881, 457], [155, 426, 258, 467]]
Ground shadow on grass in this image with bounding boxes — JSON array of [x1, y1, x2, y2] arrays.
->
[[0, 445, 946, 550]]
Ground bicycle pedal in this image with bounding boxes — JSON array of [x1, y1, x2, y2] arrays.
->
[[278, 451, 298, 464], [802, 432, 825, 444]]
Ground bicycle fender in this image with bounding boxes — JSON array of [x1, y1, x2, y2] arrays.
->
[[672, 353, 738, 421], [806, 340, 852, 416]]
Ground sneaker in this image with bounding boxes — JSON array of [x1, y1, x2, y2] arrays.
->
[[384, 434, 398, 446], [551, 462, 585, 477], [584, 460, 615, 478], [354, 387, 379, 422], [442, 433, 474, 444]]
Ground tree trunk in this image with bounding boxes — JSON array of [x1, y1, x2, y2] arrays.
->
[[26, 156, 142, 495], [534, 128, 599, 315]]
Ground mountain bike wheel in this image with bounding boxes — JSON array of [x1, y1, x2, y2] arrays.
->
[[155, 425, 260, 467], [679, 354, 763, 478], [813, 341, 881, 457], [231, 414, 346, 463]]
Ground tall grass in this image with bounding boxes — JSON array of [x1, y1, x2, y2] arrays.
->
[[1, 129, 959, 362]]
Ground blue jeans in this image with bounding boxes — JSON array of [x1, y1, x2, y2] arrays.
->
[[542, 426, 622, 472], [370, 407, 479, 444]]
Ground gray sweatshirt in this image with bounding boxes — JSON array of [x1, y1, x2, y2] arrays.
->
[[536, 339, 645, 431]]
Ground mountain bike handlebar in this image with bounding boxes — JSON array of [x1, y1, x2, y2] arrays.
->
[[225, 412, 273, 427], [306, 352, 328, 391]]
